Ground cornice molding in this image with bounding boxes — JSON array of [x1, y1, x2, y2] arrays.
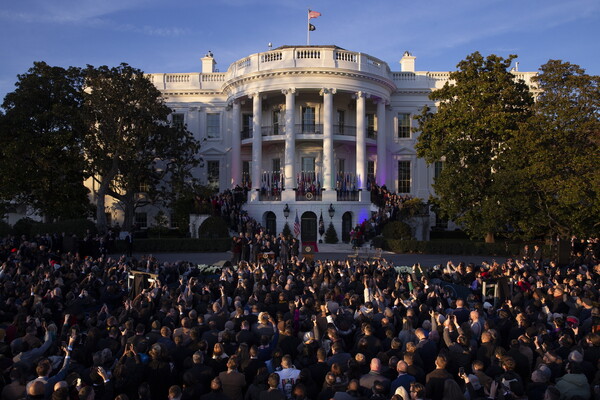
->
[[222, 68, 397, 97]]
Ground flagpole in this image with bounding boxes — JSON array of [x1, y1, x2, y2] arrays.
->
[[307, 9, 310, 45]]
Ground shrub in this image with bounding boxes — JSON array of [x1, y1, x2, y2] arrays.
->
[[12, 218, 40, 237], [114, 238, 230, 253], [385, 239, 524, 257], [324, 222, 339, 244], [198, 216, 230, 239], [0, 220, 11, 237], [382, 221, 413, 240], [282, 223, 292, 238], [30, 219, 97, 237]]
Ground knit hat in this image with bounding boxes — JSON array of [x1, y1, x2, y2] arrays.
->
[[568, 350, 583, 363]]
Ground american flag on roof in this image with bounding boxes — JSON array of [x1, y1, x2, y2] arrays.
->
[[308, 10, 321, 19]]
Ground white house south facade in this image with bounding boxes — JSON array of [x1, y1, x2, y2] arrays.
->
[[140, 45, 536, 241]]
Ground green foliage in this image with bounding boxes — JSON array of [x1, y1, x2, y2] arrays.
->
[[10, 218, 96, 237], [382, 221, 413, 240], [198, 216, 230, 239], [0, 221, 10, 237], [416, 52, 534, 241], [12, 218, 38, 237], [396, 198, 428, 221], [30, 219, 97, 237], [509, 60, 600, 238], [114, 238, 230, 253], [385, 239, 523, 256], [147, 211, 170, 238], [0, 62, 91, 220], [82, 63, 200, 232], [324, 222, 339, 244], [282, 222, 292, 238]]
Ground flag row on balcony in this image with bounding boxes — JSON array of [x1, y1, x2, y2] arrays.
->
[[296, 171, 321, 195], [336, 172, 358, 192], [260, 171, 284, 196]]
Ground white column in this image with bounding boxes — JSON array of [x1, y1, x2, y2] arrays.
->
[[321, 88, 335, 191], [376, 100, 387, 186], [355, 91, 367, 190], [251, 93, 262, 195], [283, 88, 296, 192], [231, 100, 241, 187]]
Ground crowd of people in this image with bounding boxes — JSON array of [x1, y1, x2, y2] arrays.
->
[[1, 229, 600, 400]]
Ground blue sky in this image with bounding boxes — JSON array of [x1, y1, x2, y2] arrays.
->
[[1, 0, 599, 102]]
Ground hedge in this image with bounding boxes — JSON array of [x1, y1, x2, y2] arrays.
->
[[11, 218, 97, 238], [381, 239, 553, 258], [113, 238, 231, 253]]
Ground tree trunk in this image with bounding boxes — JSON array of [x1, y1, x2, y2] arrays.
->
[[485, 232, 495, 243], [95, 158, 120, 234], [122, 192, 135, 231], [96, 183, 108, 234]]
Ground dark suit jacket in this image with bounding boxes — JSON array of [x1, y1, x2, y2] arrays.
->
[[425, 368, 452, 400], [218, 370, 246, 400]]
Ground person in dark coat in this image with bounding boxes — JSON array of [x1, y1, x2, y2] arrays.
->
[[425, 355, 452, 400]]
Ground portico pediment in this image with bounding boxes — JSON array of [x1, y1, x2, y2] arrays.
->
[[200, 145, 228, 155], [393, 146, 417, 156]]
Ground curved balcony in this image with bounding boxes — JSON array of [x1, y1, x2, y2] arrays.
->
[[225, 46, 393, 83], [241, 124, 375, 144]]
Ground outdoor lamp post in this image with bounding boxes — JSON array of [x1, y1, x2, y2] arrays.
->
[[283, 204, 290, 219]]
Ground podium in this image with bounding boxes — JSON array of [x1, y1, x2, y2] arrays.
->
[[303, 244, 315, 262]]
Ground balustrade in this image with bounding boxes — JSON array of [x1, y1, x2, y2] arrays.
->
[[296, 50, 321, 59], [294, 124, 323, 135]]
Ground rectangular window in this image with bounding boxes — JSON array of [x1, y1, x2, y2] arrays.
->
[[206, 113, 220, 139], [302, 107, 315, 133], [398, 113, 411, 138], [336, 110, 345, 134], [435, 213, 448, 229], [434, 161, 444, 180], [367, 113, 376, 138], [171, 113, 185, 129], [135, 212, 147, 229], [138, 181, 150, 193], [302, 157, 315, 173], [242, 161, 251, 187], [273, 110, 281, 135], [170, 213, 179, 228], [367, 161, 375, 187], [272, 158, 281, 173], [242, 113, 252, 138], [336, 159, 345, 174], [397, 160, 411, 193], [207, 160, 220, 189]]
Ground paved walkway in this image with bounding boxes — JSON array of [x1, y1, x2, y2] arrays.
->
[[129, 242, 506, 268]]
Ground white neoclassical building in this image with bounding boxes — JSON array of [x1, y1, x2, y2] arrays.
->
[[135, 45, 536, 242]]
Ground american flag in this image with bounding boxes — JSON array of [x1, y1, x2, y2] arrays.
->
[[308, 10, 321, 19], [294, 211, 301, 237]]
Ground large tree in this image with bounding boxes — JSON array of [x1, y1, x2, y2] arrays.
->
[[82, 63, 200, 233], [509, 60, 600, 238], [0, 62, 91, 221], [416, 52, 534, 242]]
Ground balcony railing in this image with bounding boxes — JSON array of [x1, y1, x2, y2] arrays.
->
[[334, 125, 356, 136], [337, 190, 360, 201], [242, 124, 371, 139], [295, 124, 323, 135], [296, 190, 322, 201], [241, 128, 253, 139], [261, 125, 284, 136], [259, 191, 282, 201]]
